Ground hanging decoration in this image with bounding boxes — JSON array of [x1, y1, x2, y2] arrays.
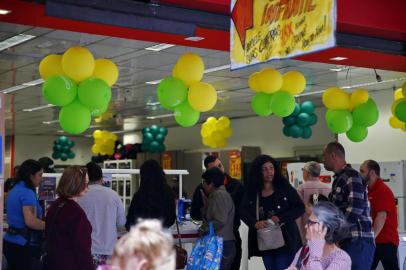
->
[[39, 47, 119, 135], [322, 87, 379, 142], [249, 69, 306, 117], [201, 116, 233, 148], [282, 101, 318, 139], [91, 130, 117, 155], [52, 136, 75, 161], [141, 125, 168, 153], [389, 83, 406, 132], [156, 53, 218, 127]]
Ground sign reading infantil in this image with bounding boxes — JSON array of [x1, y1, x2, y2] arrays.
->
[[230, 0, 336, 69]]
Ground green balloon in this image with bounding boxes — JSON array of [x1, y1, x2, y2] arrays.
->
[[174, 102, 200, 127], [142, 127, 151, 135], [251, 93, 272, 117], [42, 75, 77, 106], [346, 124, 368, 142], [159, 127, 168, 136], [59, 100, 91, 135], [157, 76, 188, 110], [78, 78, 112, 112], [91, 102, 109, 117], [157, 143, 165, 153], [297, 112, 311, 127], [394, 100, 406, 122], [352, 99, 379, 127], [53, 145, 62, 152], [67, 151, 75, 159], [60, 152, 68, 161], [68, 140, 75, 147], [309, 113, 318, 126], [282, 126, 290, 137], [141, 143, 149, 152], [289, 124, 303, 138], [283, 116, 296, 126], [143, 132, 154, 143], [52, 152, 60, 159], [62, 145, 70, 152], [156, 134, 165, 143], [150, 141, 160, 152], [300, 101, 315, 114], [302, 126, 312, 139], [270, 91, 296, 117], [326, 110, 353, 134], [58, 136, 68, 144], [291, 103, 301, 117], [150, 125, 159, 137]]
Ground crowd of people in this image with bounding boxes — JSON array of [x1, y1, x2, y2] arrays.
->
[[2, 141, 400, 270]]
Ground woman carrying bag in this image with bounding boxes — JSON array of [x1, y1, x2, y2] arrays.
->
[[240, 155, 305, 270]]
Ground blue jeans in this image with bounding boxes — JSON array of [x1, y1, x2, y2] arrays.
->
[[262, 249, 295, 270], [221, 240, 236, 270], [341, 238, 375, 270]]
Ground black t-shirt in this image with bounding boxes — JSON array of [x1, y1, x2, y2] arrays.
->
[[258, 191, 292, 221]]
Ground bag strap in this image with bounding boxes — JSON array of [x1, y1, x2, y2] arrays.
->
[[175, 217, 183, 248]]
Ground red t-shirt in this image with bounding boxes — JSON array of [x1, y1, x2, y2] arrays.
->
[[368, 179, 399, 246]]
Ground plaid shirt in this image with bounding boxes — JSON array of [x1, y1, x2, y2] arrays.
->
[[329, 165, 374, 239]]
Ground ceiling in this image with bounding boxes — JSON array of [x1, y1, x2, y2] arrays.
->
[[1, 22, 406, 137]]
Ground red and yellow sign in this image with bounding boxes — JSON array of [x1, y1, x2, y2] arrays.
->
[[231, 0, 336, 69], [229, 151, 241, 179], [162, 152, 172, 170]]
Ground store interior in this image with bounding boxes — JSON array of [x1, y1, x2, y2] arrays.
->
[[0, 0, 405, 269]]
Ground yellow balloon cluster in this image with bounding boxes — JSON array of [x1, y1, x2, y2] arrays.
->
[[323, 87, 370, 111], [389, 84, 406, 132], [39, 48, 119, 86], [248, 69, 306, 95], [172, 53, 217, 113], [91, 130, 118, 155], [201, 116, 233, 148]]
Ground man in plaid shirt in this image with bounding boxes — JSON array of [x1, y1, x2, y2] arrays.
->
[[323, 141, 375, 270]]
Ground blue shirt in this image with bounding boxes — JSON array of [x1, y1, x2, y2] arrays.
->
[[4, 181, 43, 246]]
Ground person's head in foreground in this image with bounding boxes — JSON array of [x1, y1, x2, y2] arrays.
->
[[56, 166, 88, 199], [306, 201, 349, 244], [104, 219, 175, 270]]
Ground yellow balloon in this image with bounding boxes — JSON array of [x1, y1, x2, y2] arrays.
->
[[93, 129, 102, 139], [257, 68, 283, 94], [223, 127, 233, 138], [389, 116, 404, 129], [402, 82, 406, 98], [395, 88, 404, 101], [39, 54, 64, 80], [62, 47, 95, 82], [93, 59, 119, 86], [203, 136, 214, 147], [218, 116, 230, 130], [322, 87, 350, 110], [248, 72, 262, 92], [350, 88, 369, 108], [282, 71, 306, 95], [188, 82, 217, 112], [91, 144, 100, 154], [217, 139, 227, 148], [172, 53, 204, 86], [207, 117, 217, 126]]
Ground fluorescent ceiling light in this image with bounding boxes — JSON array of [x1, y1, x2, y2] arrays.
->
[[42, 120, 59, 125], [204, 64, 231, 74], [330, 56, 348, 61], [0, 34, 36, 52], [22, 78, 44, 86], [57, 130, 65, 133], [329, 66, 347, 72], [145, 43, 175, 52], [145, 79, 162, 85], [23, 104, 55, 112], [184, 37, 205, 41], [111, 130, 126, 134], [1, 78, 44, 94], [146, 101, 160, 106], [0, 9, 12, 15], [146, 113, 174, 120]]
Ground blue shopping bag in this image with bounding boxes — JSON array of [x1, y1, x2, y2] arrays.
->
[[186, 223, 223, 270]]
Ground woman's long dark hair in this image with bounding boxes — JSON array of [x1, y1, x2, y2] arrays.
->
[[247, 155, 289, 195], [137, 159, 174, 217], [17, 159, 43, 191]]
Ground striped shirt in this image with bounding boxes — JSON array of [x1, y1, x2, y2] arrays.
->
[[329, 165, 374, 239], [290, 239, 352, 270]]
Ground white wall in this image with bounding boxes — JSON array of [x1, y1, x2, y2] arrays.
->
[[339, 88, 406, 164], [14, 135, 94, 166], [161, 108, 335, 157]]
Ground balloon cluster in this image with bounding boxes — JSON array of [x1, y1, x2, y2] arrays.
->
[[39, 47, 119, 134], [113, 143, 142, 160], [157, 53, 217, 127], [249, 69, 306, 117], [282, 101, 318, 139], [323, 88, 379, 142], [389, 83, 406, 132], [91, 130, 118, 155], [141, 125, 168, 153], [201, 116, 233, 148], [52, 136, 75, 161]]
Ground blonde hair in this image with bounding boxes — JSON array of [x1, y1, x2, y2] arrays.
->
[[110, 219, 175, 270]]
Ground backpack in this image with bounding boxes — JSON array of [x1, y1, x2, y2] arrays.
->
[[186, 223, 223, 270]]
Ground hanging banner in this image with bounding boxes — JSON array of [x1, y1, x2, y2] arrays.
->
[[230, 0, 336, 69], [229, 150, 242, 179], [162, 152, 172, 170]]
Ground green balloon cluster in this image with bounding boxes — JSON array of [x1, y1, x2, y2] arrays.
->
[[325, 98, 379, 142], [282, 101, 318, 139], [52, 136, 75, 161], [251, 91, 296, 117], [157, 76, 200, 127], [141, 125, 168, 153], [42, 75, 112, 134]]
